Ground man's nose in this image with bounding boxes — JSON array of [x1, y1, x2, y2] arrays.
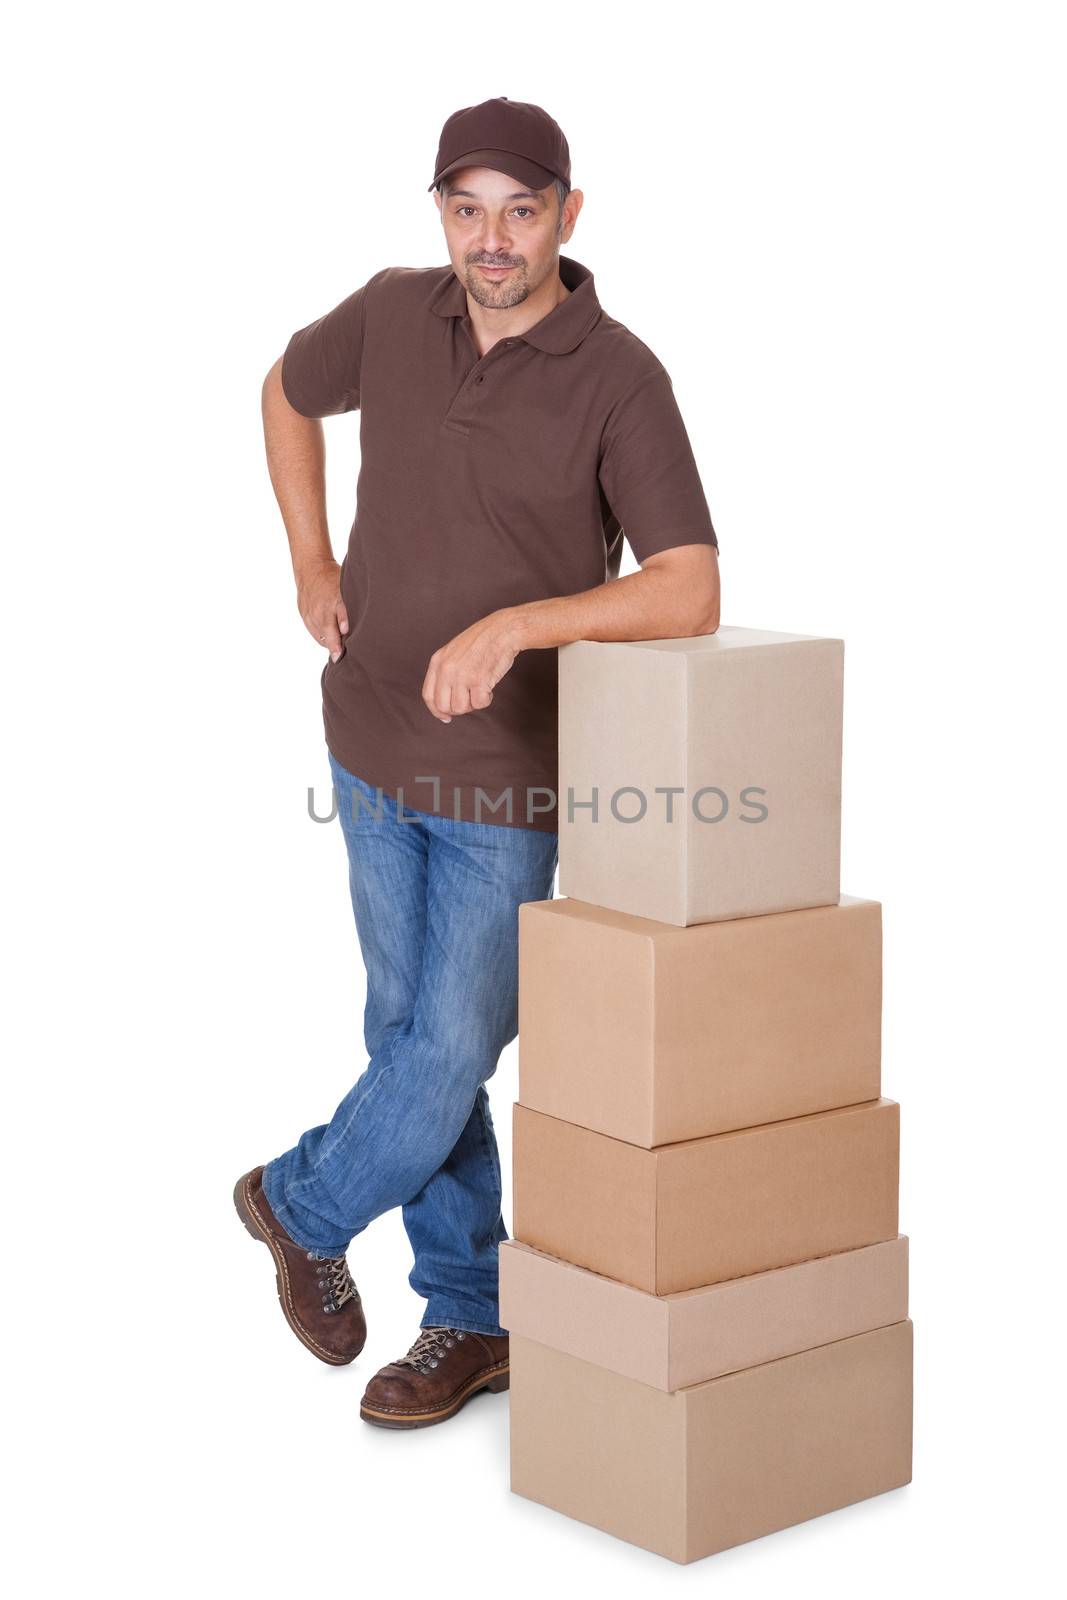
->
[[477, 225, 513, 256]]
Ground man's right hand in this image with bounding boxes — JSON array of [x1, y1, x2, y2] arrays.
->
[[297, 560, 349, 661]]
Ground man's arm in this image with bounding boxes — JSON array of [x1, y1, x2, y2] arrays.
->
[[508, 541, 720, 647], [423, 360, 720, 722], [421, 544, 719, 723], [261, 357, 349, 661]]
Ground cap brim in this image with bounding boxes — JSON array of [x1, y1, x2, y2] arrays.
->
[[428, 148, 558, 194]]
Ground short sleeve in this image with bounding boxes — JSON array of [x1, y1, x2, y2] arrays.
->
[[280, 269, 385, 418], [598, 367, 719, 562]]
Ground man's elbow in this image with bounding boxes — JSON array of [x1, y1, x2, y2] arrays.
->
[[638, 543, 720, 637], [688, 567, 721, 636], [688, 592, 720, 636]]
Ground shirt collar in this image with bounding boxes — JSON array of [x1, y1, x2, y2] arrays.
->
[[429, 253, 602, 355]]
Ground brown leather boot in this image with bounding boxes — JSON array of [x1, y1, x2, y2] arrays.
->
[[233, 1166, 366, 1367], [359, 1326, 510, 1429]]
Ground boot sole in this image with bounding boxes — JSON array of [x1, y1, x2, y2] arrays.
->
[[233, 1172, 363, 1368], [359, 1363, 510, 1429]]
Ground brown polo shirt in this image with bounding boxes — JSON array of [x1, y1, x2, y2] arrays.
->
[[280, 252, 718, 833]]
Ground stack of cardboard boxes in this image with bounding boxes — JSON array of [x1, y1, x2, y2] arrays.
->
[[500, 627, 912, 1565]]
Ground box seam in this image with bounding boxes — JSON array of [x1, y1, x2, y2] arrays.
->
[[680, 1379, 690, 1561], [647, 933, 657, 1145], [651, 1150, 659, 1295], [682, 651, 690, 924]]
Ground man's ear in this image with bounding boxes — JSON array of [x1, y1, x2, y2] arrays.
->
[[560, 188, 583, 244]]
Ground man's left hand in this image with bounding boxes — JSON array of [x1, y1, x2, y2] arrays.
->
[[422, 610, 521, 723]]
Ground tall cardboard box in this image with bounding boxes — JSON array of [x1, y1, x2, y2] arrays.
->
[[557, 627, 844, 926], [509, 1321, 913, 1563], [518, 893, 881, 1144], [512, 1098, 899, 1294]]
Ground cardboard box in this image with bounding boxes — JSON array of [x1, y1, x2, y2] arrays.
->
[[557, 627, 844, 926], [499, 1235, 908, 1391], [509, 1320, 913, 1563], [518, 893, 881, 1145], [512, 1098, 899, 1294]]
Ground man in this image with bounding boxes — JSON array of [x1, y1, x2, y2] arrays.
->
[[236, 97, 720, 1429]]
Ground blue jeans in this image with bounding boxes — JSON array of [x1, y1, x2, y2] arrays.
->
[[262, 751, 559, 1337]]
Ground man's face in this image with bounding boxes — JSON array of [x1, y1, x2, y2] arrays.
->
[[435, 165, 568, 310]]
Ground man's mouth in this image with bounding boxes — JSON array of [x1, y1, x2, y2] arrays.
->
[[475, 264, 515, 276]]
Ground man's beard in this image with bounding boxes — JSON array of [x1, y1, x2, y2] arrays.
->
[[464, 260, 530, 309]]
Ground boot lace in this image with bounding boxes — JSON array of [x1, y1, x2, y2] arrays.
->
[[395, 1326, 467, 1374], [307, 1251, 359, 1315]]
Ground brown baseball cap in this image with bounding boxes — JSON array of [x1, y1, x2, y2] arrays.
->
[[428, 96, 571, 194]]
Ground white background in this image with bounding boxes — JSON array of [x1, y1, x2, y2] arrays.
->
[[4, 1, 1064, 1593]]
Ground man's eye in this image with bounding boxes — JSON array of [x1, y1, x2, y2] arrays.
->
[[454, 206, 534, 219]]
